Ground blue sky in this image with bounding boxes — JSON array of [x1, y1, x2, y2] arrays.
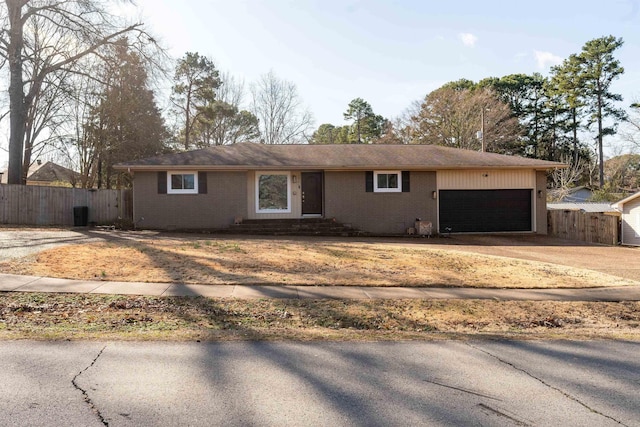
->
[[132, 0, 640, 131], [2, 0, 640, 168]]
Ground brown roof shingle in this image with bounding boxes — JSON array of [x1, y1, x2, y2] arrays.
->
[[115, 143, 565, 171]]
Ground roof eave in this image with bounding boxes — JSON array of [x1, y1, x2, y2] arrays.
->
[[115, 163, 564, 172], [612, 191, 640, 208]]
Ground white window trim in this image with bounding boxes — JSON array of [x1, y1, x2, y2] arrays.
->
[[167, 171, 198, 195], [374, 170, 402, 193], [255, 171, 291, 213]]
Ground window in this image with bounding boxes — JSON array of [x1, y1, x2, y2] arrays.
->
[[256, 172, 291, 213], [374, 171, 401, 192], [167, 172, 198, 194]]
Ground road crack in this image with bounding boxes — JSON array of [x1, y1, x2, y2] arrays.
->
[[72, 345, 108, 426], [422, 378, 501, 401], [467, 343, 627, 426], [477, 402, 531, 426]]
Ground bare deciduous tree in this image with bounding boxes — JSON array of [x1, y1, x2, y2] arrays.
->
[[250, 70, 314, 144], [621, 104, 640, 152], [411, 87, 522, 153], [549, 157, 586, 201], [55, 65, 103, 188], [204, 72, 259, 146], [1, 0, 157, 184]]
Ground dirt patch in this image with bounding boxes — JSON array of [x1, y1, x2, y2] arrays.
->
[[1, 235, 637, 288], [1, 293, 639, 341]]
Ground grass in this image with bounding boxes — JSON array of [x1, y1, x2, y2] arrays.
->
[[1, 234, 638, 341], [1, 293, 639, 341], [1, 237, 637, 288]]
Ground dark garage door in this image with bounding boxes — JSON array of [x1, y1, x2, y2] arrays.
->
[[439, 189, 532, 233]]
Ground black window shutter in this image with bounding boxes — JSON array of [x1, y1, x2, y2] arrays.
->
[[157, 171, 167, 194], [402, 171, 410, 192], [365, 171, 373, 192], [198, 172, 207, 194]]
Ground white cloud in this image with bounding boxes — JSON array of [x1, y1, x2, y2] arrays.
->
[[534, 50, 563, 69], [458, 33, 478, 47]]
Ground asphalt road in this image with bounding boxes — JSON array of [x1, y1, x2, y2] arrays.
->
[[1, 340, 638, 426]]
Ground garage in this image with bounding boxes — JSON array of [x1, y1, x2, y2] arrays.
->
[[439, 189, 532, 233]]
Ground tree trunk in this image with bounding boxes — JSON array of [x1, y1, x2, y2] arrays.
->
[[597, 89, 604, 188], [6, 0, 27, 185], [97, 156, 103, 189], [572, 108, 578, 166]]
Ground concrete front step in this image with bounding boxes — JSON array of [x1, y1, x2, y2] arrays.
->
[[225, 218, 365, 236]]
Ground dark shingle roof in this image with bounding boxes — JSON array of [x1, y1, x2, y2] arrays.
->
[[27, 161, 79, 183], [115, 143, 564, 171]]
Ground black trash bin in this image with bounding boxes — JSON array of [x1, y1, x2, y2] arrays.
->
[[73, 206, 88, 227]]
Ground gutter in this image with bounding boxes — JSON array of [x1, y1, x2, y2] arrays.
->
[[113, 164, 567, 173]]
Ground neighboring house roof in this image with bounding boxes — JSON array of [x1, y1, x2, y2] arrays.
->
[[115, 143, 565, 171], [547, 202, 618, 213], [1, 161, 79, 185], [612, 191, 640, 209], [551, 186, 594, 202], [27, 161, 79, 184]]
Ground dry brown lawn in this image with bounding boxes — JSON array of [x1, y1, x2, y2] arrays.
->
[[1, 293, 639, 341], [1, 236, 637, 288], [2, 234, 639, 341]]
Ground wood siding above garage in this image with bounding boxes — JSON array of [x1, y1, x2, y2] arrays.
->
[[437, 169, 536, 190]]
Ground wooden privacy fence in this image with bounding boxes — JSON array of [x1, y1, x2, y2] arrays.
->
[[547, 209, 620, 245], [0, 184, 132, 226]]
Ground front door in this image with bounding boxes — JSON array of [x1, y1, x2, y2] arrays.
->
[[301, 172, 323, 215]]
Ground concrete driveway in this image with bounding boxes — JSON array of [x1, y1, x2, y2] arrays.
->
[[0, 228, 638, 281], [410, 234, 640, 281], [0, 229, 107, 261]]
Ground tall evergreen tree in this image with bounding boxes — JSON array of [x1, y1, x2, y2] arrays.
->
[[576, 36, 626, 187], [309, 124, 352, 144], [86, 40, 167, 188], [549, 54, 586, 166], [343, 98, 385, 144], [171, 52, 220, 150]]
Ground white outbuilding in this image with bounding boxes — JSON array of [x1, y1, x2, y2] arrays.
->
[[613, 191, 640, 246]]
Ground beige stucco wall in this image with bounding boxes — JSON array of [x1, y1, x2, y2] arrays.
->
[[324, 171, 437, 234], [133, 171, 247, 230], [621, 197, 640, 246]]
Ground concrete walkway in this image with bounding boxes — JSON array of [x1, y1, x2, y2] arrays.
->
[[1, 273, 640, 301]]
